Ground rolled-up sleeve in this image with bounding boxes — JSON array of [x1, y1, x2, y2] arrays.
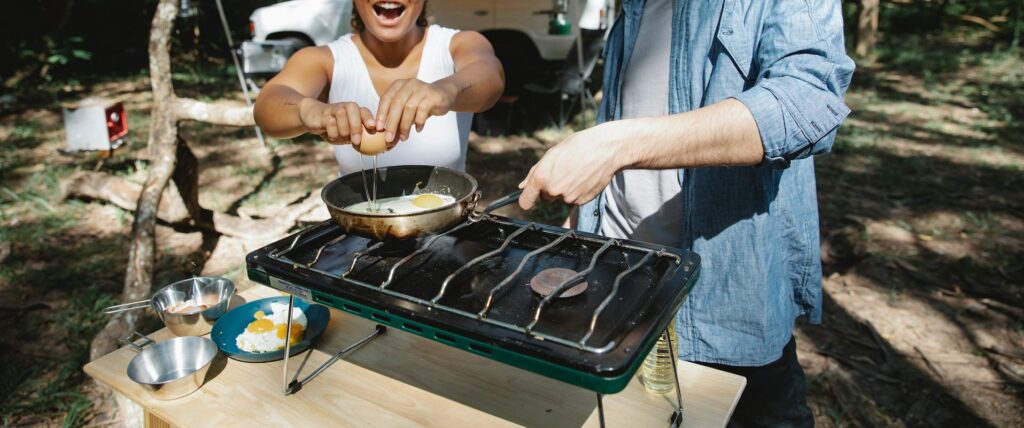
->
[[733, 0, 855, 168]]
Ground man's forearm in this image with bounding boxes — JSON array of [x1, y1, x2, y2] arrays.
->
[[608, 98, 764, 170]]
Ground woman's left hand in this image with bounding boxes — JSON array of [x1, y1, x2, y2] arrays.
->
[[375, 78, 456, 144]]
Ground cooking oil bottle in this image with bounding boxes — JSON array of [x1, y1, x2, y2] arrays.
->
[[640, 322, 678, 395]]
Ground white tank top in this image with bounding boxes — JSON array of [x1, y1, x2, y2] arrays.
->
[[326, 25, 472, 174]]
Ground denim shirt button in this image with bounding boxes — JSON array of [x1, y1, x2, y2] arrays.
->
[[593, 208, 600, 216], [766, 156, 791, 169]]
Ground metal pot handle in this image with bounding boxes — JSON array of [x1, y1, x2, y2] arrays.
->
[[468, 190, 523, 222], [462, 191, 482, 217], [101, 299, 152, 314], [122, 331, 155, 353]]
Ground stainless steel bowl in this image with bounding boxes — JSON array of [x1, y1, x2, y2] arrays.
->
[[103, 277, 236, 336], [151, 277, 235, 336], [126, 333, 218, 400]]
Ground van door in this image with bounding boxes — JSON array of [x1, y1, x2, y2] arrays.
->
[[495, 0, 579, 61], [431, 0, 495, 31]]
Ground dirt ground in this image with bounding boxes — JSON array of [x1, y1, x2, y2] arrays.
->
[[2, 51, 1023, 426]]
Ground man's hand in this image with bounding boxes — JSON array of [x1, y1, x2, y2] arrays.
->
[[375, 78, 456, 144], [298, 98, 375, 145], [518, 123, 628, 210], [517, 99, 766, 211]]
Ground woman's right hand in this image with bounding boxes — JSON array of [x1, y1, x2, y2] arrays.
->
[[298, 98, 375, 145]]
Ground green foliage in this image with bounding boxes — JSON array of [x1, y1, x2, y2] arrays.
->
[[13, 36, 94, 82], [2, 0, 277, 89], [43, 36, 94, 66]]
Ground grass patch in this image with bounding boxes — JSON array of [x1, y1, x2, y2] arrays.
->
[[0, 284, 116, 427]]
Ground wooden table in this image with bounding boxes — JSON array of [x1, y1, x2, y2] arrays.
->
[[86, 286, 745, 427]]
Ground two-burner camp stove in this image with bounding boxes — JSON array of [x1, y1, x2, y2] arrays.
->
[[246, 214, 700, 426]]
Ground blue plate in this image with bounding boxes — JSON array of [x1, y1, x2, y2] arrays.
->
[[211, 297, 330, 362]]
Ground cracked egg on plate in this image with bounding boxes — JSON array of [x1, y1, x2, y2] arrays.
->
[[235, 302, 307, 353]]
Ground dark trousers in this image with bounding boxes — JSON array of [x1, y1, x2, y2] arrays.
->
[[699, 337, 814, 428]]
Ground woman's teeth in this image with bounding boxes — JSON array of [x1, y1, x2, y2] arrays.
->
[[373, 2, 405, 21]]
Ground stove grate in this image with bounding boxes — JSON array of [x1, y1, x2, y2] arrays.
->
[[264, 215, 685, 354]]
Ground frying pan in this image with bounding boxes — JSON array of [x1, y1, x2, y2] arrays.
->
[[321, 165, 521, 240]]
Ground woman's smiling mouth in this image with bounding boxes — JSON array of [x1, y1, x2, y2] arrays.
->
[[372, 1, 406, 26]]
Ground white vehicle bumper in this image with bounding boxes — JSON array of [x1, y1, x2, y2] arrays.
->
[[240, 40, 298, 75]]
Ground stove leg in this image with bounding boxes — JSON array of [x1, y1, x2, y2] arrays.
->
[[596, 392, 606, 428], [282, 295, 296, 395], [664, 329, 683, 428], [280, 295, 388, 395], [286, 324, 387, 394]]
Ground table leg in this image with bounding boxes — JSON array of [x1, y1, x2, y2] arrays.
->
[[144, 410, 171, 428]]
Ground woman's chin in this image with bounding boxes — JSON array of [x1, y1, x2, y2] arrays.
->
[[364, 23, 418, 43]]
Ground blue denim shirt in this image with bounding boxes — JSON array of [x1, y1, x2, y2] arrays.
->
[[578, 0, 855, 366]]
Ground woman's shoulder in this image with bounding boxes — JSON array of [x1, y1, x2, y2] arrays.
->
[[287, 45, 335, 69], [427, 24, 462, 46], [321, 33, 361, 65], [325, 32, 356, 51]]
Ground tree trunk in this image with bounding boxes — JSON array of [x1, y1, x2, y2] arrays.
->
[[90, 0, 180, 362], [855, 0, 880, 57], [1014, 0, 1022, 50]]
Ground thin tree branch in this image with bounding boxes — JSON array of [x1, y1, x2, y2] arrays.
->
[[174, 98, 255, 126]]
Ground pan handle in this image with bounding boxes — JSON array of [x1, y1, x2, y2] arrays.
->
[[101, 299, 152, 314], [469, 190, 523, 222], [122, 331, 155, 353]]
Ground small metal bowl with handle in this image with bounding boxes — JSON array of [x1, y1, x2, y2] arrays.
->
[[322, 165, 523, 241], [103, 277, 235, 336], [124, 332, 218, 400]]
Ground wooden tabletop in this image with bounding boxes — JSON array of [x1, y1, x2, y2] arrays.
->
[[85, 286, 745, 427]]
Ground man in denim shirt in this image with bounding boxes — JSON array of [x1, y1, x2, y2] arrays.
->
[[518, 0, 854, 425]]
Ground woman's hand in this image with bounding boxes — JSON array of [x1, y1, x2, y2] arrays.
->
[[298, 98, 375, 145], [374, 78, 456, 143]]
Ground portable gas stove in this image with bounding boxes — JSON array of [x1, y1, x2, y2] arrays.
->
[[246, 214, 700, 426]]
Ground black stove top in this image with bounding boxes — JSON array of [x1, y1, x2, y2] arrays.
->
[[246, 215, 700, 393]]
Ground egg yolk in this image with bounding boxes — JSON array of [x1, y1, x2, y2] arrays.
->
[[275, 323, 304, 345], [254, 310, 266, 319], [411, 194, 445, 209], [246, 318, 275, 334]]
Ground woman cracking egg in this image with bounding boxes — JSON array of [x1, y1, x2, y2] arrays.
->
[[253, 0, 505, 174]]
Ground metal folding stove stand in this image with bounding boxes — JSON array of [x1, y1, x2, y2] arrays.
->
[[247, 216, 700, 427]]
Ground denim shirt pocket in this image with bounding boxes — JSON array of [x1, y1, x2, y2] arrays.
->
[[716, 0, 755, 81]]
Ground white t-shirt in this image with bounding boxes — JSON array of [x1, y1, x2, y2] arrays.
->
[[326, 25, 473, 174], [600, 0, 683, 247], [578, 0, 606, 30]]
